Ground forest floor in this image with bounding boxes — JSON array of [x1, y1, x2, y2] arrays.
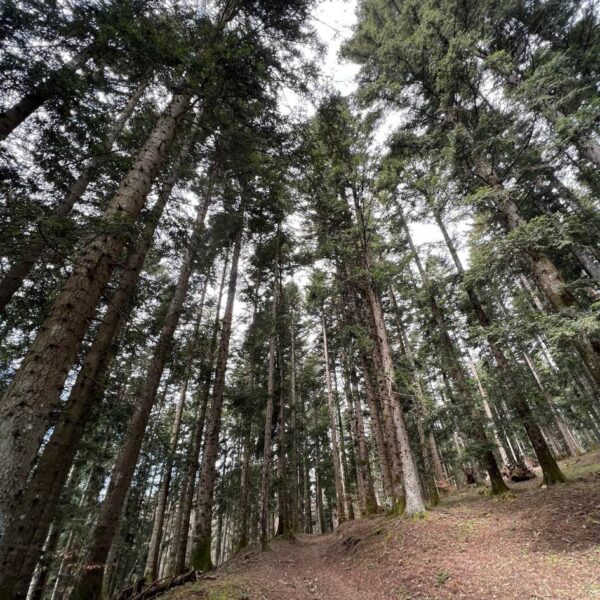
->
[[165, 451, 600, 599]]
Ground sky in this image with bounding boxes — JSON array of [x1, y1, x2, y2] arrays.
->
[[307, 0, 471, 255]]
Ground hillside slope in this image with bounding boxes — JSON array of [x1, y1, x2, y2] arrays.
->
[[165, 453, 600, 600]]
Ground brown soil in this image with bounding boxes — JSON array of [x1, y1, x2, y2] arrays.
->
[[165, 451, 600, 599]]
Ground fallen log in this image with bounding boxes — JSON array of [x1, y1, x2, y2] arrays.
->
[[501, 462, 537, 482], [116, 570, 200, 600]]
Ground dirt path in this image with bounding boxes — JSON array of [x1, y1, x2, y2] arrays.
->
[[166, 453, 600, 599]]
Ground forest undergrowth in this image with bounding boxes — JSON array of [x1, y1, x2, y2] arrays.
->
[[164, 452, 600, 600]]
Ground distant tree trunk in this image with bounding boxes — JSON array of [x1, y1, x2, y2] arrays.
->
[[0, 123, 198, 597], [260, 275, 278, 548], [432, 207, 566, 485], [289, 322, 299, 532], [314, 433, 326, 534], [343, 356, 378, 515], [0, 76, 150, 312], [0, 50, 90, 140], [167, 250, 230, 576], [71, 182, 209, 599], [237, 431, 253, 549], [303, 448, 312, 534], [144, 372, 190, 581], [321, 316, 347, 525], [475, 163, 600, 387], [332, 364, 354, 520], [191, 224, 242, 571], [0, 92, 192, 547], [400, 213, 509, 495]]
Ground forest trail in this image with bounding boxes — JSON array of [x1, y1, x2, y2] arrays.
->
[[165, 452, 600, 600]]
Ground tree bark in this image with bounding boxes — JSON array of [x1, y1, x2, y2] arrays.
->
[[0, 92, 192, 544], [432, 206, 566, 484], [0, 126, 196, 597], [343, 357, 378, 515], [191, 224, 242, 571], [70, 178, 209, 599], [260, 275, 278, 548], [400, 213, 509, 494], [143, 376, 189, 581], [167, 250, 230, 576], [321, 316, 347, 525]]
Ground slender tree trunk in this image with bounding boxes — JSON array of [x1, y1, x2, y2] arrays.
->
[[260, 275, 278, 548], [191, 224, 242, 571], [332, 364, 354, 520], [0, 50, 89, 139], [289, 322, 299, 533], [0, 124, 197, 597], [344, 357, 378, 515], [321, 316, 347, 525], [400, 213, 509, 494], [314, 433, 325, 534], [143, 376, 189, 581], [0, 93, 192, 545], [71, 182, 209, 599], [168, 250, 230, 576], [237, 431, 252, 549], [433, 207, 566, 484], [0, 76, 150, 312]]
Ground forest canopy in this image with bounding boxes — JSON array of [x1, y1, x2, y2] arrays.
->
[[0, 0, 599, 598]]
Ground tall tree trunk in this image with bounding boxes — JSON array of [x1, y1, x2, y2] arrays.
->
[[289, 321, 299, 533], [432, 206, 566, 484], [388, 291, 439, 505], [167, 250, 230, 576], [70, 182, 209, 600], [474, 163, 600, 387], [0, 93, 192, 544], [321, 316, 347, 525], [348, 193, 425, 513], [0, 76, 150, 312], [400, 213, 509, 494], [0, 50, 89, 139], [343, 356, 378, 515], [143, 375, 189, 581], [191, 224, 242, 571], [0, 125, 196, 597], [145, 281, 208, 581], [260, 275, 278, 548], [332, 364, 355, 520], [237, 431, 252, 549]]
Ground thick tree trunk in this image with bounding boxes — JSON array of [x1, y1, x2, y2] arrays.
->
[[260, 276, 278, 548], [363, 282, 425, 514], [388, 290, 439, 505], [0, 92, 192, 544], [0, 131, 193, 597], [321, 316, 347, 525], [191, 225, 242, 571], [476, 164, 600, 387], [71, 183, 209, 599], [0, 76, 149, 312], [0, 50, 89, 140]]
